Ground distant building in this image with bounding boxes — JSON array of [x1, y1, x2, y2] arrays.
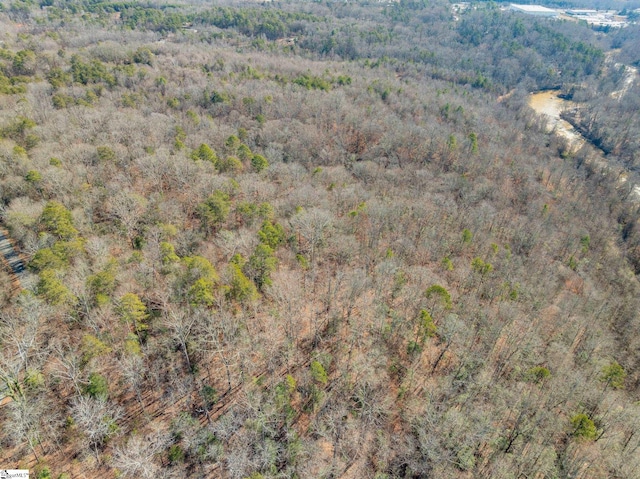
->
[[565, 9, 627, 28], [566, 9, 598, 16], [452, 2, 470, 12], [510, 4, 558, 17]]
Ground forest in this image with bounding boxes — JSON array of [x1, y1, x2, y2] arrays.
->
[[1, 0, 640, 478]]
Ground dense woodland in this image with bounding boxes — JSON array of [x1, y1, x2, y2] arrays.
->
[[1, 1, 640, 478]]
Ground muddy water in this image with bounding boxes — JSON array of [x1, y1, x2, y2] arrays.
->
[[528, 90, 640, 201], [528, 90, 584, 147]]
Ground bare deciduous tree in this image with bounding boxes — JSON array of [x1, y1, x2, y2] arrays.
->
[[111, 429, 170, 479], [70, 395, 123, 459]]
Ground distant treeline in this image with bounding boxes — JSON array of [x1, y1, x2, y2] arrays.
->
[[21, 0, 606, 93]]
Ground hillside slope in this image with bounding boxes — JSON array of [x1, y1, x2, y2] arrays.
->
[[1, 2, 639, 478]]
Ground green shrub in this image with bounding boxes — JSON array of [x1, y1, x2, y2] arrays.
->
[[197, 191, 231, 232], [425, 284, 452, 309], [236, 201, 273, 225], [418, 309, 437, 339], [310, 360, 328, 385], [132, 47, 154, 65], [190, 143, 217, 165], [0, 72, 26, 94], [209, 90, 229, 104], [25, 369, 45, 389], [524, 366, 550, 383], [218, 156, 243, 173], [200, 385, 218, 409], [600, 361, 626, 389], [251, 155, 269, 173], [188, 278, 217, 307], [124, 333, 142, 356], [407, 341, 422, 355], [118, 293, 148, 334], [580, 234, 590, 253], [51, 239, 85, 261], [174, 126, 186, 149], [88, 268, 117, 301], [70, 55, 116, 86], [184, 256, 219, 283], [41, 201, 78, 240], [168, 444, 185, 464], [81, 335, 111, 363], [160, 241, 180, 265], [186, 109, 200, 125], [37, 269, 75, 306], [1, 116, 36, 141], [570, 413, 597, 440], [471, 257, 493, 276], [83, 372, 109, 400], [25, 169, 42, 182], [293, 74, 331, 91], [237, 143, 253, 161], [35, 466, 51, 479], [226, 257, 258, 303], [246, 243, 277, 290], [258, 220, 285, 249], [29, 247, 67, 272], [97, 145, 116, 163], [225, 135, 241, 151], [441, 256, 454, 271]]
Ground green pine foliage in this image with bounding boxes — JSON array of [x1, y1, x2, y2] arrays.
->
[[187, 277, 217, 307], [118, 293, 149, 334], [183, 256, 219, 307], [29, 247, 68, 272], [160, 241, 180, 265], [37, 270, 76, 306], [425, 284, 452, 309], [0, 3, 638, 477], [570, 414, 598, 441], [191, 143, 218, 165], [246, 243, 277, 291], [83, 373, 109, 400], [251, 154, 269, 172], [257, 220, 286, 249], [197, 191, 231, 232], [417, 309, 437, 340], [40, 201, 78, 240], [600, 361, 626, 390], [310, 360, 328, 385], [225, 255, 258, 303]]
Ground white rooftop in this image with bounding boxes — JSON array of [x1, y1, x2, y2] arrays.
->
[[510, 4, 557, 13]]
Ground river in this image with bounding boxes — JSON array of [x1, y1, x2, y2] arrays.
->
[[528, 89, 640, 201], [528, 90, 584, 147]]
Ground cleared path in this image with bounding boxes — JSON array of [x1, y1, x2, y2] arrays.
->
[[0, 227, 25, 292]]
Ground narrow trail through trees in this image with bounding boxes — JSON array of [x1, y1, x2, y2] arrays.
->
[[0, 227, 25, 294]]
